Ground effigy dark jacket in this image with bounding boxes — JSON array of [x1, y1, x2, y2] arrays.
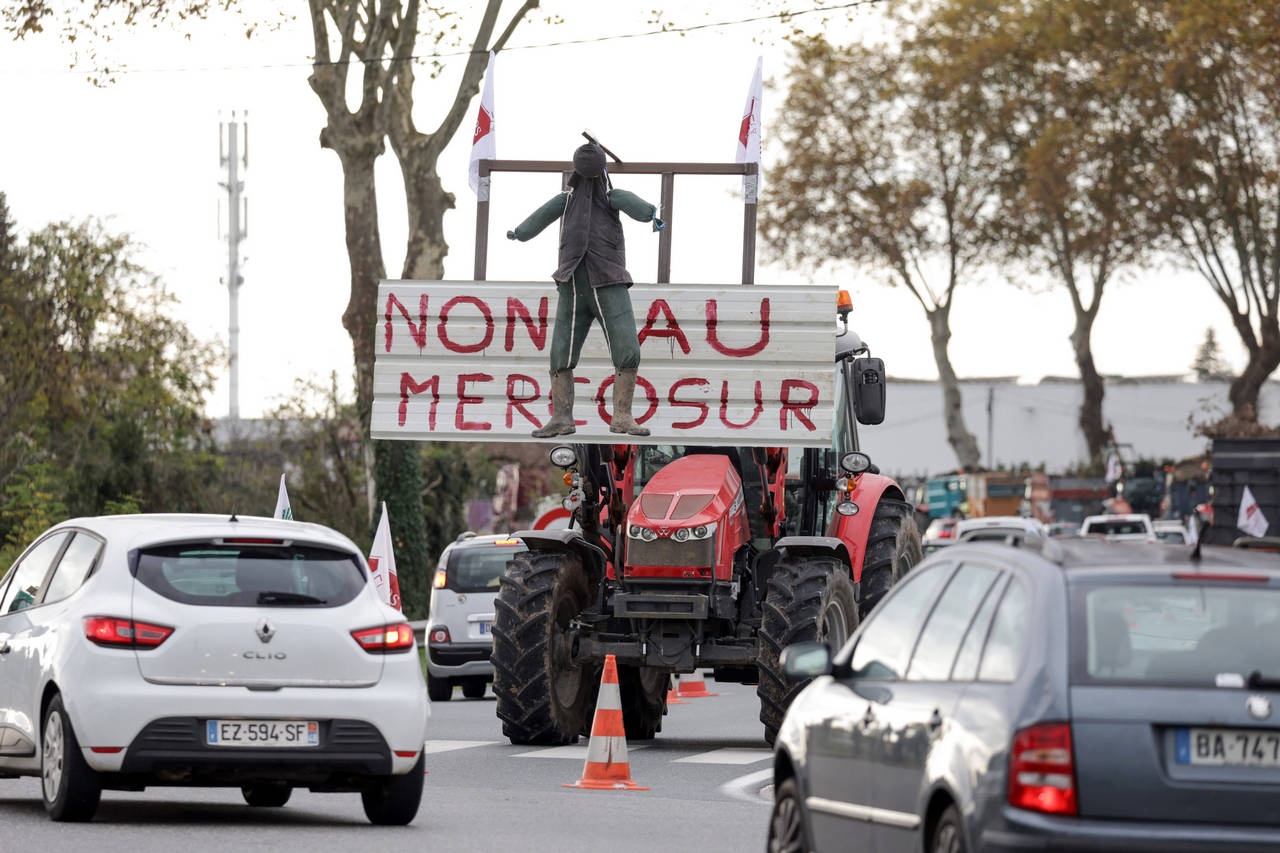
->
[[510, 176, 656, 288]]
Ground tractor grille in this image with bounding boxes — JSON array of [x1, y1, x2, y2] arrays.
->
[[627, 537, 714, 568]]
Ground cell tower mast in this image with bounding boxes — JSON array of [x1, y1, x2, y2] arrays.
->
[[219, 112, 248, 419]]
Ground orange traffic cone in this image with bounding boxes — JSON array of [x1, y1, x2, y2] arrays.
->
[[564, 655, 648, 791], [665, 672, 685, 705], [675, 671, 718, 698]]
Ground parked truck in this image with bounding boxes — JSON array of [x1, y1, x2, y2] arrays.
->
[[924, 470, 1026, 519]]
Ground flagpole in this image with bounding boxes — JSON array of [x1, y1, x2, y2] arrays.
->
[[658, 173, 674, 284], [475, 161, 490, 281], [742, 162, 757, 285]]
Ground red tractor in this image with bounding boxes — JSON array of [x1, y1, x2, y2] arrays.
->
[[491, 292, 923, 745]]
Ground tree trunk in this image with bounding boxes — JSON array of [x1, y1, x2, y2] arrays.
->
[[928, 307, 981, 469], [1229, 321, 1280, 421], [332, 152, 387, 424], [1070, 312, 1108, 462], [400, 145, 452, 280]]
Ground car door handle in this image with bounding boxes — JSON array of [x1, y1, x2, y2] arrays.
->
[[0, 641, 9, 655], [928, 709, 943, 731]]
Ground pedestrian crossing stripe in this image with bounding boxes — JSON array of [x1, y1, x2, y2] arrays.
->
[[423, 740, 495, 754], [423, 739, 770, 765], [675, 748, 771, 764]]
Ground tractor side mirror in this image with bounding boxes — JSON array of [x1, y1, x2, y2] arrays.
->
[[852, 357, 886, 425]]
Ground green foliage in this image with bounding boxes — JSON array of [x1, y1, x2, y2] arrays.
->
[[0, 461, 68, 568], [258, 373, 370, 534], [0, 199, 223, 551]]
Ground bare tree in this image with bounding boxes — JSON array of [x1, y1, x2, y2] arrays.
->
[[940, 0, 1164, 464], [1148, 0, 1280, 422], [762, 29, 1002, 469]]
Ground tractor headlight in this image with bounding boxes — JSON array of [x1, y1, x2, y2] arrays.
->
[[628, 524, 658, 541], [674, 523, 716, 541]]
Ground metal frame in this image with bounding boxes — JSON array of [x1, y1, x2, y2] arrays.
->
[[473, 159, 759, 285]]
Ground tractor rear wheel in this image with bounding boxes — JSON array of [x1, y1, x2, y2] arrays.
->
[[756, 555, 858, 745], [492, 549, 595, 745], [858, 498, 923, 619]]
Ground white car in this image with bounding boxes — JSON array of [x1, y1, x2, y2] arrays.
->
[[0, 513, 429, 823], [954, 515, 1047, 543], [1079, 512, 1157, 543], [425, 533, 525, 701], [1153, 518, 1191, 545]]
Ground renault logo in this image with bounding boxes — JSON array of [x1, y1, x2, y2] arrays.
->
[[1247, 695, 1272, 721], [256, 619, 276, 644]]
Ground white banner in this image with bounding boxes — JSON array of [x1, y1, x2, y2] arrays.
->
[[372, 280, 838, 446], [273, 474, 293, 520]]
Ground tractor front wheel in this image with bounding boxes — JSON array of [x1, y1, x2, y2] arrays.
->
[[858, 498, 924, 619], [492, 549, 596, 745], [756, 555, 858, 745]]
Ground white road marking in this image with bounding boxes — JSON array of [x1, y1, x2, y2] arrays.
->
[[423, 739, 499, 754], [720, 768, 774, 804], [675, 748, 772, 765], [512, 744, 649, 759]]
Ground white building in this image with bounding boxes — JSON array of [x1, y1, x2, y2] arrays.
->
[[863, 376, 1280, 479]]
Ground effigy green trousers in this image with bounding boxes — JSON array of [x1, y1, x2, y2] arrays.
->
[[549, 268, 641, 373]]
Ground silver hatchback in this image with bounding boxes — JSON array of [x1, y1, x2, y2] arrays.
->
[[769, 537, 1280, 852], [425, 533, 525, 701]]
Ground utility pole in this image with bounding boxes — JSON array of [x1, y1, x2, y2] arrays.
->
[[986, 385, 995, 467], [219, 112, 248, 420]]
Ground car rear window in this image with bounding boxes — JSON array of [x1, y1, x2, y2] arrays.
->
[[1083, 520, 1148, 536], [448, 542, 524, 593], [1071, 580, 1280, 685], [135, 543, 366, 607]]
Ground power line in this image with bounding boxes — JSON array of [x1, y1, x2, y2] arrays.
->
[[4, 0, 885, 77]]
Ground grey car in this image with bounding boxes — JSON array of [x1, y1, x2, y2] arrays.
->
[[424, 533, 525, 702], [768, 538, 1280, 852]]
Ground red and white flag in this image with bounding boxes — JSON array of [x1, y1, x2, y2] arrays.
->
[[468, 51, 497, 197], [735, 56, 763, 202], [369, 501, 402, 610], [1237, 485, 1269, 538]]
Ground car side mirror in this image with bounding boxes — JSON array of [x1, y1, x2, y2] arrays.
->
[[779, 641, 833, 681], [852, 357, 886, 425]]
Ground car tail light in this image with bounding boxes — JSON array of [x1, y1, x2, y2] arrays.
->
[[428, 626, 451, 644], [1008, 722, 1077, 816], [84, 616, 174, 649], [351, 623, 416, 653], [432, 569, 448, 589]]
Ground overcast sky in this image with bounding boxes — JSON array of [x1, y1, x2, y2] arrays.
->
[[0, 1, 1240, 419]]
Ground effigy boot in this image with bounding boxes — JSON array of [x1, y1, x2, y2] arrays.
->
[[531, 370, 577, 438], [609, 368, 650, 436]]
